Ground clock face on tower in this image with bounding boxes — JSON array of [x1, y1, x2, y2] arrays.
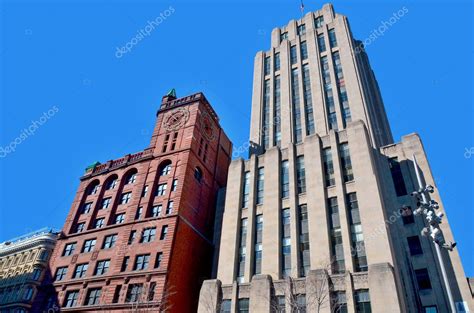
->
[[200, 111, 217, 142], [163, 107, 189, 131]]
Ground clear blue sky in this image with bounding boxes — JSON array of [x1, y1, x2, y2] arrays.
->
[[0, 0, 472, 275]]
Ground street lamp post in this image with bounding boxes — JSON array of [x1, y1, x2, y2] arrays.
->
[[411, 155, 456, 313]]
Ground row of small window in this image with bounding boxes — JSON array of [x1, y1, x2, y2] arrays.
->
[[56, 251, 164, 282], [0, 268, 42, 283], [0, 250, 49, 270], [279, 16, 325, 43], [241, 146, 353, 208], [84, 161, 174, 198], [63, 282, 158, 308], [0, 286, 35, 304], [267, 29, 337, 76], [62, 226, 168, 257], [220, 289, 370, 313], [81, 177, 178, 215]]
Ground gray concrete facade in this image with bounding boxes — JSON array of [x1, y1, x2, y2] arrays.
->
[[199, 3, 473, 313]]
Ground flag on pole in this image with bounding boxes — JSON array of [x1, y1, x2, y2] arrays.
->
[[300, 0, 305, 14]]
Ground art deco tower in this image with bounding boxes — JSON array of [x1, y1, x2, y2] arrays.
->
[[199, 4, 473, 313], [47, 91, 232, 312]]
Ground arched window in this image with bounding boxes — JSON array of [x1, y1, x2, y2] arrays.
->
[[158, 160, 172, 176], [105, 174, 119, 190], [194, 167, 203, 183], [124, 169, 138, 185], [86, 180, 100, 195]]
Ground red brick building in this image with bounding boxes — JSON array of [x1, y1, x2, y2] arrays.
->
[[47, 91, 232, 312]]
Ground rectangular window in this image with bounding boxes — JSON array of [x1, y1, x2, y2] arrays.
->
[[107, 178, 117, 190], [76, 222, 85, 233], [94, 260, 110, 275], [133, 254, 150, 271], [55, 267, 68, 281], [274, 53, 281, 71], [135, 206, 143, 220], [95, 218, 105, 229], [318, 34, 326, 52], [423, 306, 438, 313], [282, 208, 291, 278], [297, 24, 306, 35], [237, 218, 248, 283], [274, 76, 281, 146], [296, 294, 306, 312], [172, 179, 178, 192], [262, 80, 271, 149], [121, 256, 129, 272], [120, 192, 132, 204], [264, 56, 271, 75], [85, 288, 101, 306], [160, 225, 169, 240], [64, 290, 79, 308], [329, 29, 337, 48], [332, 291, 348, 313], [280, 32, 288, 42], [339, 143, 354, 182], [298, 204, 310, 277], [333, 52, 351, 126], [389, 158, 408, 196], [408, 236, 423, 256], [82, 202, 92, 214], [82, 239, 96, 253], [321, 56, 337, 130], [155, 252, 163, 268], [238, 298, 249, 313], [141, 185, 148, 198], [112, 285, 122, 303], [254, 215, 263, 275], [328, 197, 345, 273], [347, 193, 367, 272], [296, 156, 306, 194], [415, 268, 432, 290], [355, 290, 372, 313], [242, 171, 251, 208], [101, 198, 111, 209], [141, 227, 156, 243], [315, 16, 325, 28], [127, 173, 137, 184], [115, 213, 125, 224], [128, 230, 136, 244], [125, 284, 143, 303], [281, 160, 290, 198], [152, 204, 162, 217], [156, 184, 167, 196], [290, 45, 297, 65], [302, 64, 315, 136], [62, 243, 76, 256], [220, 299, 232, 313], [73, 263, 88, 278], [148, 282, 156, 301], [301, 41, 308, 60], [102, 234, 117, 249], [291, 68, 302, 143], [276, 296, 285, 312], [323, 148, 336, 187], [401, 206, 415, 225], [166, 201, 174, 215], [256, 167, 264, 205]]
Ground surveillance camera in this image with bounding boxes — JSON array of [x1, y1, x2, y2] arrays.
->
[[425, 185, 435, 193], [411, 191, 419, 197], [421, 227, 430, 237]]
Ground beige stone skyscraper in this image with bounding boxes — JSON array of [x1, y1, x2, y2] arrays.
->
[[199, 3, 473, 313]]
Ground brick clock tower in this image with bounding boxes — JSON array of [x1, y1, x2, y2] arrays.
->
[[47, 91, 232, 312]]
